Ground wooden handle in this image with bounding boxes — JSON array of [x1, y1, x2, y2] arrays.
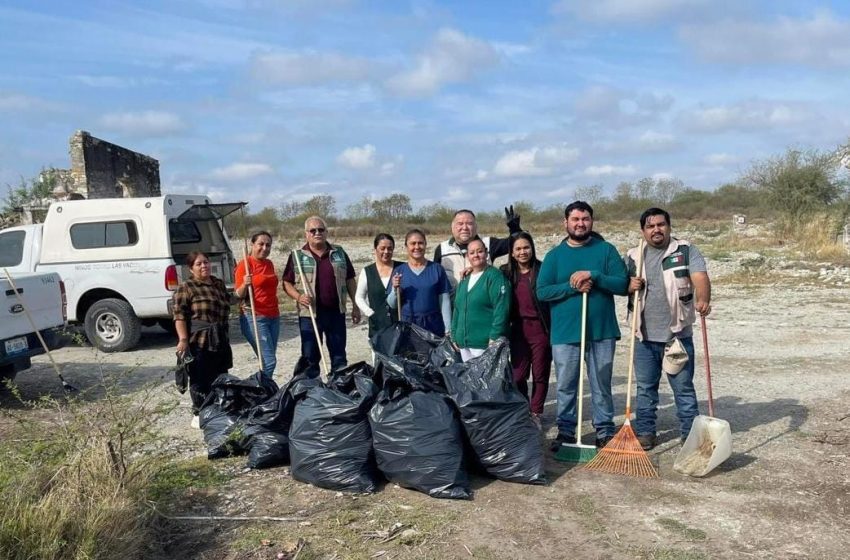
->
[[624, 239, 645, 418]]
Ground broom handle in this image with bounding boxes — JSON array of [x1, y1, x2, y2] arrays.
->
[[625, 240, 645, 418], [576, 291, 588, 442], [241, 242, 264, 373], [396, 285, 402, 321], [701, 314, 714, 417]]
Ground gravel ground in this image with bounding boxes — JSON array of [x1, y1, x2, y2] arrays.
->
[[2, 229, 849, 560]]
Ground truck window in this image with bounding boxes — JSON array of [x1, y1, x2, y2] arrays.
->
[[169, 220, 202, 244], [70, 221, 139, 249], [0, 230, 25, 267]]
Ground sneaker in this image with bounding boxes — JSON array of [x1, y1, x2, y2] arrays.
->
[[595, 435, 614, 448], [530, 413, 543, 430], [637, 433, 657, 451], [550, 431, 576, 452], [190, 415, 200, 429]]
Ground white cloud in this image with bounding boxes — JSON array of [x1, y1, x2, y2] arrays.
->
[[679, 100, 807, 133], [385, 28, 498, 97], [680, 11, 850, 67], [574, 85, 674, 127], [99, 110, 187, 137], [553, 0, 717, 23], [635, 130, 678, 151], [493, 144, 580, 177], [250, 51, 374, 85], [583, 164, 637, 177], [703, 153, 738, 166], [337, 144, 376, 169], [209, 162, 274, 181], [0, 92, 58, 112]]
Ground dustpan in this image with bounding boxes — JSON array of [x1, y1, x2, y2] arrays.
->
[[674, 315, 731, 477]]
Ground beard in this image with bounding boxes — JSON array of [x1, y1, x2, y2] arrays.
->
[[567, 227, 591, 242]]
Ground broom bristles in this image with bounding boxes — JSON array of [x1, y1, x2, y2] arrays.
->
[[582, 420, 658, 478]]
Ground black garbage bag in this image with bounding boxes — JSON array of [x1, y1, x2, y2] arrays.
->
[[369, 354, 471, 500], [371, 322, 461, 368], [200, 372, 279, 460], [289, 365, 381, 492], [244, 368, 321, 469], [440, 340, 547, 485]]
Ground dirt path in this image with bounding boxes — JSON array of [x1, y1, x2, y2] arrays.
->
[[2, 240, 849, 560]]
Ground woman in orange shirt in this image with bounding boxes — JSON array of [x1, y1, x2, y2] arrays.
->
[[235, 231, 280, 378]]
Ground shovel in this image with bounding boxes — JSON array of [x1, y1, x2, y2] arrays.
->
[[673, 315, 731, 477]]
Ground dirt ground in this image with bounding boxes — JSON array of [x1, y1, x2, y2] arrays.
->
[[2, 230, 849, 560]]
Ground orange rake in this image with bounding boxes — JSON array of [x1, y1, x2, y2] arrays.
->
[[583, 239, 658, 478]]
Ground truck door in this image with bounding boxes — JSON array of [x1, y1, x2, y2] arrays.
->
[[169, 202, 245, 288]]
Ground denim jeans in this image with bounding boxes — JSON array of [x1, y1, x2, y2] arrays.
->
[[299, 311, 347, 378], [633, 337, 699, 438], [240, 313, 280, 378], [552, 338, 616, 438]]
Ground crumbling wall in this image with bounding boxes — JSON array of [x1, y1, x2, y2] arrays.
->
[[66, 130, 160, 199]]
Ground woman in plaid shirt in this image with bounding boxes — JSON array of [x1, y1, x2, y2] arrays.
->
[[173, 251, 233, 426]]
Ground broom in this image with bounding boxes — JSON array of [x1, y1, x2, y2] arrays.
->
[[583, 240, 658, 478], [554, 291, 597, 463]]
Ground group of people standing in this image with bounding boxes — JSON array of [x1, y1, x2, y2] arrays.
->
[[172, 201, 711, 453]]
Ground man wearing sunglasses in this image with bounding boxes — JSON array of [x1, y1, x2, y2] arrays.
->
[[283, 216, 361, 377]]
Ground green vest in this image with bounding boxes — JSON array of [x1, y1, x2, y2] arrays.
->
[[365, 262, 400, 337], [291, 244, 350, 317]]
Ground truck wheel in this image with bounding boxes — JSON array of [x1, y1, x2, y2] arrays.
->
[[84, 298, 142, 353]]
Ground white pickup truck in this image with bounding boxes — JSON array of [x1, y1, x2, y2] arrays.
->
[[0, 271, 66, 384], [0, 195, 243, 352]]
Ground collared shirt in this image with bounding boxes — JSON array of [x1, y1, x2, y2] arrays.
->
[[172, 276, 231, 349], [283, 243, 355, 310]]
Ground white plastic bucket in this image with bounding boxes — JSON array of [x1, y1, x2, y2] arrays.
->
[[673, 415, 732, 477]]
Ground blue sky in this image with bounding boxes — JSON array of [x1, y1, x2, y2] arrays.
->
[[2, 0, 849, 213]]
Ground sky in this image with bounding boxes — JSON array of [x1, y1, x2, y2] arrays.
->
[[1, 0, 849, 213]]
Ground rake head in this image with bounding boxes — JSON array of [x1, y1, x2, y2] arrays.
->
[[582, 420, 658, 478]]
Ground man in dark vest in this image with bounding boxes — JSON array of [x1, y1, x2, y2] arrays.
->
[[283, 216, 361, 377]]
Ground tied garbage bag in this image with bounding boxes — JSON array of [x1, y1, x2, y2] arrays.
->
[[200, 371, 279, 460], [369, 353, 471, 500], [289, 363, 381, 493], [245, 359, 321, 469], [371, 321, 461, 369], [441, 340, 547, 485]]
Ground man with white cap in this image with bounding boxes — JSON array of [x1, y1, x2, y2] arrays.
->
[[625, 207, 711, 450]]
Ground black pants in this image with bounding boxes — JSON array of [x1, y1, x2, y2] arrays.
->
[[188, 344, 233, 413]]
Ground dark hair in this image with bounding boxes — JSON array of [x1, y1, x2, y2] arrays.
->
[[373, 233, 395, 249], [467, 237, 487, 252], [186, 251, 208, 267], [251, 230, 273, 243], [506, 232, 539, 286], [565, 200, 594, 218], [404, 228, 426, 244], [453, 209, 476, 219], [640, 207, 671, 229]]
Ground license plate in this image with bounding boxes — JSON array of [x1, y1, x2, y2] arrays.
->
[[4, 336, 27, 356]]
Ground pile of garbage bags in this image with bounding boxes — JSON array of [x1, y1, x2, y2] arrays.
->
[[197, 322, 546, 499]]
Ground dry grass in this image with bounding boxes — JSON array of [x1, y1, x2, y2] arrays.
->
[[0, 376, 177, 559]]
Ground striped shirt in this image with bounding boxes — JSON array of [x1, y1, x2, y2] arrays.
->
[[172, 276, 231, 349]]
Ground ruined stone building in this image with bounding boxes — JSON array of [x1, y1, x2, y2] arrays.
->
[[8, 130, 161, 225]]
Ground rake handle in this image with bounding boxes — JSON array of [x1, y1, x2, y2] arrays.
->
[[624, 240, 645, 418], [241, 243, 264, 373], [701, 314, 714, 417]]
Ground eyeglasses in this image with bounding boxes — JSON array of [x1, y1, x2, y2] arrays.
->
[[308, 228, 326, 234]]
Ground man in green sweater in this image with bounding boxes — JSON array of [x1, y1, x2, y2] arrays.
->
[[537, 201, 629, 450]]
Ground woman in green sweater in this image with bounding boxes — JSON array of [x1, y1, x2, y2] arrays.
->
[[451, 238, 511, 362]]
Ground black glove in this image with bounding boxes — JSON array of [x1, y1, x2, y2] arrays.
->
[[504, 205, 522, 234]]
